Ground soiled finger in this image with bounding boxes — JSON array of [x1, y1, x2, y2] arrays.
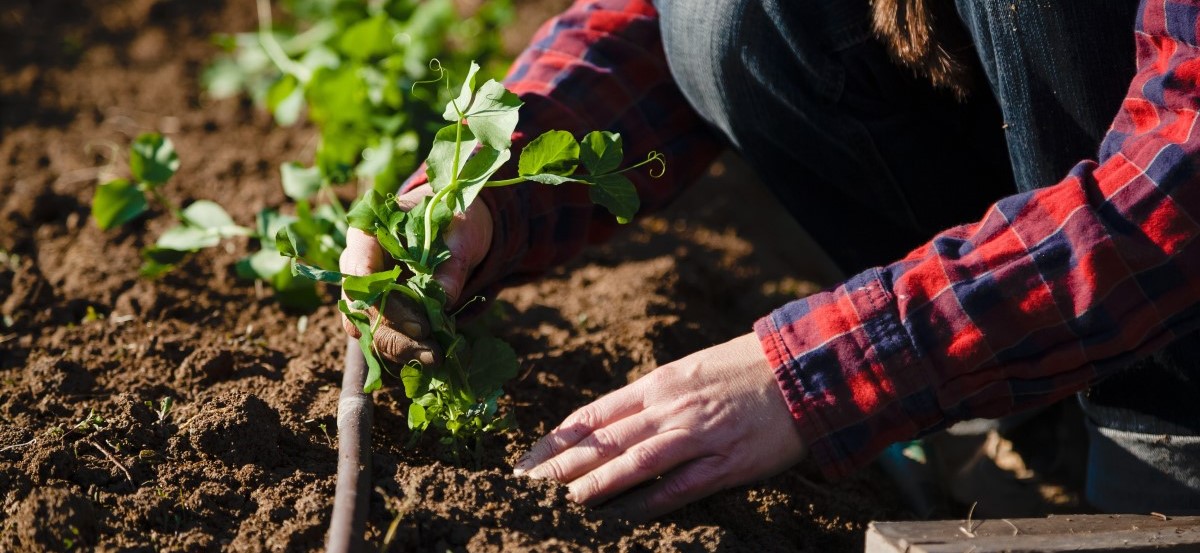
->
[[379, 294, 430, 339], [372, 325, 441, 368]]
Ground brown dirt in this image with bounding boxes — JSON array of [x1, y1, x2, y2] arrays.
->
[[0, 0, 907, 551]]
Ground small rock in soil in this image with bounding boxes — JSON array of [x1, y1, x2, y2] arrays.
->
[[185, 391, 281, 466]]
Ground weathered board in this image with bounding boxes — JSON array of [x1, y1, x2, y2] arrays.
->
[[866, 514, 1200, 552]]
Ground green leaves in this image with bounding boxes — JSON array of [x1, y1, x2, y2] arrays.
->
[[155, 226, 221, 251], [426, 123, 477, 192], [461, 80, 522, 150], [340, 300, 385, 393], [180, 200, 245, 235], [266, 75, 304, 126], [466, 336, 518, 398], [587, 173, 639, 224], [342, 267, 402, 301], [130, 134, 179, 185], [580, 131, 623, 175], [204, 0, 514, 198], [442, 62, 522, 150], [268, 62, 659, 449], [443, 61, 481, 121], [92, 179, 147, 230], [140, 201, 249, 278], [292, 261, 344, 283], [281, 163, 324, 201], [339, 14, 401, 61], [518, 130, 579, 177], [92, 133, 179, 231], [454, 146, 510, 211]]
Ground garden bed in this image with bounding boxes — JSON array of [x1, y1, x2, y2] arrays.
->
[[0, 0, 906, 550]]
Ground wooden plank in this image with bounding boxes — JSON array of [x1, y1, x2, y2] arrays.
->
[[866, 515, 1200, 552]]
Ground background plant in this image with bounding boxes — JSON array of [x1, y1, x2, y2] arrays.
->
[[90, 133, 330, 307], [205, 0, 512, 192], [94, 0, 515, 309]]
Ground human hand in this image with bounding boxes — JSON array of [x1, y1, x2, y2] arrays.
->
[[338, 183, 493, 366], [513, 333, 808, 519]]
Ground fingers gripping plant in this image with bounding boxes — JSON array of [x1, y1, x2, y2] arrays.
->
[[282, 62, 665, 445], [199, 0, 515, 309]]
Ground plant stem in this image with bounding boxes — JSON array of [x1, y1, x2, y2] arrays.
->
[[609, 151, 666, 176], [480, 151, 667, 189], [420, 119, 463, 267], [419, 184, 454, 268], [256, 0, 313, 83], [483, 176, 526, 187], [369, 290, 391, 335], [147, 186, 185, 222]]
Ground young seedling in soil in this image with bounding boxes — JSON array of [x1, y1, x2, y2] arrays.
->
[[90, 133, 337, 308], [91, 133, 252, 277], [282, 62, 665, 448]]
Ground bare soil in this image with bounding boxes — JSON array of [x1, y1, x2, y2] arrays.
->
[[0, 0, 906, 551]]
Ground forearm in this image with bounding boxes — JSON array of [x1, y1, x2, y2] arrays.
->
[[759, 0, 1200, 478]]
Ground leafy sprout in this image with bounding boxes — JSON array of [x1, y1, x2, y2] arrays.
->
[[281, 61, 665, 448]]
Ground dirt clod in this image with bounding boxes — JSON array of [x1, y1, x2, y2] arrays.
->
[[4, 487, 99, 552], [23, 356, 95, 396], [177, 347, 235, 384], [185, 391, 281, 466]]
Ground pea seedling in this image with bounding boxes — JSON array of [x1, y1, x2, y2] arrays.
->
[[91, 134, 252, 277], [281, 62, 664, 446]]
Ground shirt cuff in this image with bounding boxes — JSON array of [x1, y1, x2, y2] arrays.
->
[[753, 269, 937, 479]]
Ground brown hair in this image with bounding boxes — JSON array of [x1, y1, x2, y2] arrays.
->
[[871, 0, 974, 100]]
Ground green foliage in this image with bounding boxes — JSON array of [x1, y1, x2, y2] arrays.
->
[[193, 0, 515, 311], [92, 178, 147, 230], [130, 133, 181, 184], [205, 0, 513, 193], [91, 133, 247, 276], [282, 65, 665, 447], [90, 134, 326, 306]]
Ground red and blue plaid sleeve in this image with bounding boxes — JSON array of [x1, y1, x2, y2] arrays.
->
[[756, 0, 1200, 479], [402, 0, 722, 299]]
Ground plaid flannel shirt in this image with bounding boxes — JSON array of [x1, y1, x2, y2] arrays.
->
[[406, 0, 1200, 479]]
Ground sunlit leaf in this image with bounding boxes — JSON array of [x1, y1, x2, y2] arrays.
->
[[130, 133, 180, 185], [92, 179, 147, 230]]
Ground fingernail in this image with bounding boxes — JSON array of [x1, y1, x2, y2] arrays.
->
[[418, 351, 435, 366], [401, 322, 422, 336], [512, 467, 526, 477]]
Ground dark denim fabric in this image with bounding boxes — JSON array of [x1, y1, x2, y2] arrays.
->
[[655, 0, 1015, 274], [654, 0, 1200, 512]]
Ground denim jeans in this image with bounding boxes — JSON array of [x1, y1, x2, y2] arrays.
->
[[654, 0, 1200, 513]]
